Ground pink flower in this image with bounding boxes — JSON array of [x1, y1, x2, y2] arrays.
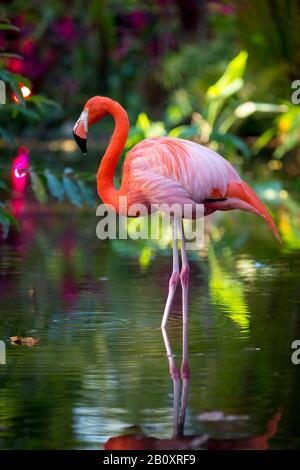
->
[[8, 58, 24, 73], [113, 33, 131, 61], [21, 38, 35, 55], [129, 11, 147, 30], [52, 16, 76, 42], [221, 5, 235, 15], [208, 1, 235, 15]]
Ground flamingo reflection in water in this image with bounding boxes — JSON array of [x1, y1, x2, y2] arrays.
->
[[105, 328, 282, 451]]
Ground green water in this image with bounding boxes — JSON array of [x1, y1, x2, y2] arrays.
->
[[0, 201, 300, 450]]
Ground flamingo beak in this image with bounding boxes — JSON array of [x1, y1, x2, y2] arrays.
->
[[73, 109, 88, 155], [73, 132, 87, 154]]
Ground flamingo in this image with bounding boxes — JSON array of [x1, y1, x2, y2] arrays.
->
[[73, 96, 281, 377], [11, 146, 29, 196], [10, 146, 30, 219]]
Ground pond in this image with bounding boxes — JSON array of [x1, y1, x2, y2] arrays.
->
[[0, 186, 300, 449]]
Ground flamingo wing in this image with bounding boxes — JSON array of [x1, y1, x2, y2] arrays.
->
[[120, 136, 281, 242], [122, 136, 241, 205], [122, 167, 197, 208]]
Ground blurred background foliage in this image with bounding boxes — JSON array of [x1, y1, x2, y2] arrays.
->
[[0, 0, 300, 242]]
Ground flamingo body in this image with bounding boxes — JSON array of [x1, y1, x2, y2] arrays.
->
[[120, 136, 240, 207], [118, 136, 280, 241]]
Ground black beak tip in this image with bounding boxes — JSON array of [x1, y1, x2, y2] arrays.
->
[[73, 132, 87, 154]]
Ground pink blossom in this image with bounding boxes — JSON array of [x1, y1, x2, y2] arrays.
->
[[8, 57, 24, 73], [221, 5, 235, 15], [52, 16, 76, 42], [129, 11, 147, 30]]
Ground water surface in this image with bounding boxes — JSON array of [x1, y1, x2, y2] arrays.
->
[[0, 201, 300, 450]]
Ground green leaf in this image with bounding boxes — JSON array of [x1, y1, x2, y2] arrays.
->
[[166, 104, 184, 126], [0, 23, 20, 32], [76, 172, 97, 182], [0, 180, 8, 191], [0, 206, 17, 239], [4, 72, 31, 89], [11, 105, 40, 120], [63, 169, 82, 207], [27, 95, 60, 111], [212, 131, 251, 159], [274, 131, 300, 159], [207, 51, 248, 99], [168, 125, 198, 138], [206, 99, 224, 130], [29, 169, 48, 204], [252, 128, 276, 155], [0, 208, 10, 238], [77, 180, 96, 208], [0, 70, 25, 105], [166, 90, 193, 125], [125, 127, 143, 150], [0, 52, 23, 60], [136, 113, 151, 133], [214, 78, 244, 99], [145, 122, 166, 138], [44, 169, 64, 201], [0, 126, 14, 144], [234, 102, 288, 118]]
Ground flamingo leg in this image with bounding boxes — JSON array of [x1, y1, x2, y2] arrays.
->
[[161, 327, 180, 439], [162, 324, 190, 440], [179, 220, 190, 379], [161, 218, 180, 329], [178, 375, 189, 437], [161, 218, 181, 436]]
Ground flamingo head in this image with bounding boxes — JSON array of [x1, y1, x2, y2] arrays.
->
[[73, 96, 118, 154], [73, 107, 88, 154]]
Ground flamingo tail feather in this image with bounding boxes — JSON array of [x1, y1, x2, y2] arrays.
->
[[227, 181, 282, 244]]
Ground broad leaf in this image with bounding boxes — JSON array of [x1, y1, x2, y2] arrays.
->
[[29, 169, 48, 203], [0, 205, 17, 239], [44, 169, 64, 201], [136, 113, 151, 133], [207, 51, 248, 99], [63, 169, 82, 207], [235, 102, 287, 118], [0, 23, 20, 32], [212, 131, 251, 159], [77, 180, 96, 208], [0, 180, 8, 191]]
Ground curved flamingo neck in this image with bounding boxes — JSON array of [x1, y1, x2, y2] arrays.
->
[[95, 98, 130, 208]]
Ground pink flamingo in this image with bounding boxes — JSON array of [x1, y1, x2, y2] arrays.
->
[[73, 96, 281, 377], [11, 146, 30, 219], [11, 146, 29, 195]]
